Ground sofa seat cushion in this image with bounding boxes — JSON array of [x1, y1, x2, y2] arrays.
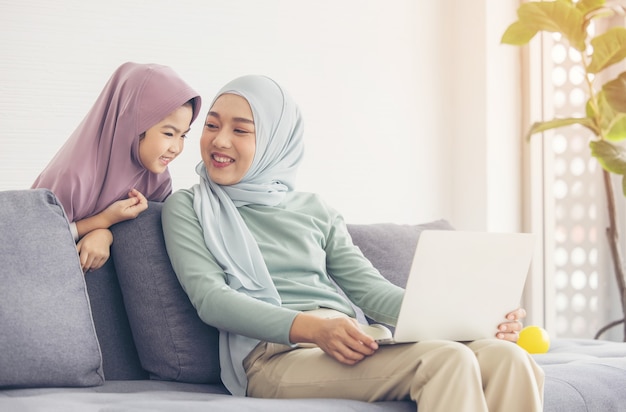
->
[[534, 338, 626, 412], [0, 189, 104, 388], [0, 380, 416, 411]]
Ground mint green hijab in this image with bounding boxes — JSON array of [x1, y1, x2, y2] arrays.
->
[[193, 75, 304, 395]]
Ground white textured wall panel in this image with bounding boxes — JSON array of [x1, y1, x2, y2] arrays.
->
[[0, 0, 455, 225]]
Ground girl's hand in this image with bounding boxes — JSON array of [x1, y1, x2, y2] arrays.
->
[[290, 313, 378, 365], [76, 228, 113, 272], [102, 189, 148, 225], [496, 307, 526, 342]]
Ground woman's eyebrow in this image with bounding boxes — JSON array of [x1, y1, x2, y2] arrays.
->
[[233, 117, 254, 125], [208, 111, 254, 125]]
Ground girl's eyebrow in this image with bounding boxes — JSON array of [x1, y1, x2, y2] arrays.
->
[[162, 124, 191, 134], [208, 111, 254, 125]]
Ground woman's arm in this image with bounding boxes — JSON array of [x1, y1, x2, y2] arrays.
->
[[323, 208, 404, 326], [162, 189, 298, 344]]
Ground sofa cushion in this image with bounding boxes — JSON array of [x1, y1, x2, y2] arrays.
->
[[111, 202, 221, 384], [0, 189, 104, 388], [84, 258, 147, 380]]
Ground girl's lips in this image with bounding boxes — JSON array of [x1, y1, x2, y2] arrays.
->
[[159, 156, 172, 166]]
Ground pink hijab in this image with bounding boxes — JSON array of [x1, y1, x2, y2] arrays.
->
[[32, 62, 202, 222]]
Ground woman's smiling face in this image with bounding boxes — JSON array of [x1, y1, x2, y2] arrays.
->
[[200, 93, 256, 185]]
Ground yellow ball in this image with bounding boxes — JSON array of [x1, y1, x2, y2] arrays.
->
[[517, 325, 550, 354]]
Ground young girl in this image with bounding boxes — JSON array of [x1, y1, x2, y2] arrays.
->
[[32, 62, 201, 272], [161, 75, 544, 411]]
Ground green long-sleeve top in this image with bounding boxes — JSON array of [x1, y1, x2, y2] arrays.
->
[[162, 188, 404, 392]]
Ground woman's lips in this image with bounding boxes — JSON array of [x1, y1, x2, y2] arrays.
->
[[211, 153, 234, 168]]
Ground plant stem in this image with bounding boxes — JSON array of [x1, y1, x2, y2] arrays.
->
[[597, 169, 626, 341], [594, 318, 625, 339], [580, 34, 626, 341]]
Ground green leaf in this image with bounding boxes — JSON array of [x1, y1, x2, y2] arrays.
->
[[588, 27, 626, 73], [501, 21, 538, 45], [516, 1, 587, 51], [526, 117, 599, 140], [589, 91, 626, 140], [589, 139, 626, 174], [622, 175, 626, 196], [603, 72, 626, 112], [575, 0, 606, 15], [608, 115, 626, 141]]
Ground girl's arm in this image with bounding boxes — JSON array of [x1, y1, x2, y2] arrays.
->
[[73, 189, 147, 272], [74, 189, 148, 239]]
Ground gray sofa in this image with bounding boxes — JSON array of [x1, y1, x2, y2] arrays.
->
[[1, 189, 625, 411]]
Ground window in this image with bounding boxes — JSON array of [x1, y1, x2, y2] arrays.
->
[[530, 22, 625, 341]]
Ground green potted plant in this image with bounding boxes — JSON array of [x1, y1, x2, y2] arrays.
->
[[501, 0, 626, 341]]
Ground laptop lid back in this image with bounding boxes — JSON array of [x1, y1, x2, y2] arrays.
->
[[393, 230, 535, 342]]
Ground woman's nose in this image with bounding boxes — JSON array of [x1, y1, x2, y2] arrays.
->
[[212, 131, 231, 148]]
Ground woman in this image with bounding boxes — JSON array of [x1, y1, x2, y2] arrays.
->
[[162, 75, 544, 411], [33, 62, 201, 272]]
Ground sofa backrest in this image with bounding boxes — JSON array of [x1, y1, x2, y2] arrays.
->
[[90, 201, 453, 381], [84, 260, 147, 380]]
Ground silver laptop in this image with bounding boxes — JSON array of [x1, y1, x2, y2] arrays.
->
[[363, 230, 535, 344]]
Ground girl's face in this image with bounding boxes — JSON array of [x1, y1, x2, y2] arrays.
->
[[201, 93, 256, 185], [139, 104, 193, 174]]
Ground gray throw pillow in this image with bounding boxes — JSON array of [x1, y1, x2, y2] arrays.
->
[[110, 202, 221, 384], [0, 189, 104, 388]]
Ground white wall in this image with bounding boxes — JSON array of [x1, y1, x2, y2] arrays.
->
[[449, 0, 523, 232], [0, 0, 521, 230]]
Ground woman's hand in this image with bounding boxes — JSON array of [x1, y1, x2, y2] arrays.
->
[[496, 307, 526, 342], [290, 313, 378, 365], [102, 189, 148, 226], [76, 228, 113, 272]]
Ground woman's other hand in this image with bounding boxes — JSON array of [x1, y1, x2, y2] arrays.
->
[[496, 307, 526, 342], [76, 228, 113, 272]]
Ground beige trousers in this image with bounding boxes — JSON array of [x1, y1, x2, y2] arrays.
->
[[244, 338, 544, 412]]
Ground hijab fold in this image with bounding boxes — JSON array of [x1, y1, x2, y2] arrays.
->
[[32, 62, 202, 222], [192, 75, 304, 396]]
